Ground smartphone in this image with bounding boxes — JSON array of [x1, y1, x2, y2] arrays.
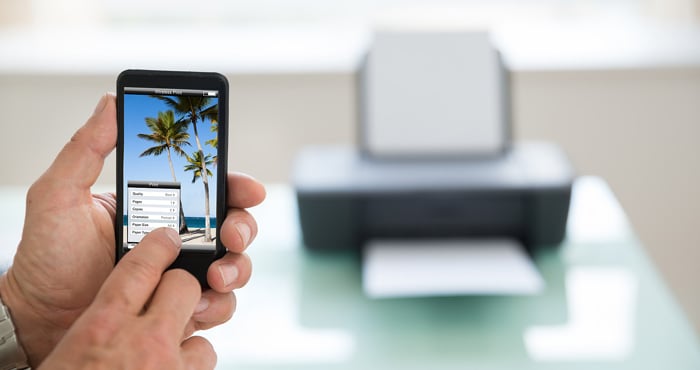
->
[[116, 70, 229, 288]]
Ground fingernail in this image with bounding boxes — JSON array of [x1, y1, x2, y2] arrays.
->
[[218, 264, 238, 287], [194, 297, 209, 314], [235, 223, 251, 246], [93, 94, 108, 115], [164, 228, 182, 249]]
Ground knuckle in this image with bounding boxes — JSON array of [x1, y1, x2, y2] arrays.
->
[[26, 179, 55, 206], [25, 181, 43, 201], [81, 307, 121, 345], [99, 284, 140, 311], [192, 336, 217, 361], [197, 292, 236, 331], [135, 337, 176, 369], [150, 316, 174, 339], [70, 125, 87, 143]]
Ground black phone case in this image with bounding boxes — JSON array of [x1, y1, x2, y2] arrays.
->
[[116, 69, 229, 289]]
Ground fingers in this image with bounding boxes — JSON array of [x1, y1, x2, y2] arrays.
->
[[94, 228, 181, 314], [191, 290, 236, 333], [227, 172, 266, 208], [147, 269, 201, 338], [40, 93, 117, 190], [211, 206, 256, 293], [207, 252, 252, 293], [181, 336, 217, 370], [220, 208, 257, 254]]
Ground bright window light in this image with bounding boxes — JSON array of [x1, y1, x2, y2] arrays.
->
[[99, 0, 644, 25]]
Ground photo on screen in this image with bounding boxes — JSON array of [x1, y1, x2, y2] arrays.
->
[[122, 89, 219, 250]]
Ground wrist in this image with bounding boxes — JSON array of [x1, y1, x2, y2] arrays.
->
[[0, 298, 29, 369], [0, 271, 63, 368]]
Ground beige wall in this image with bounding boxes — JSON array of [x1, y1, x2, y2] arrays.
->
[[0, 73, 357, 186], [0, 68, 698, 336], [513, 68, 700, 337]]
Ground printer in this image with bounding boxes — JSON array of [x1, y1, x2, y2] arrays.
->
[[293, 30, 574, 263]]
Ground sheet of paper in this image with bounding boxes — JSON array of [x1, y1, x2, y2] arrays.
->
[[363, 238, 544, 298], [365, 31, 505, 157]]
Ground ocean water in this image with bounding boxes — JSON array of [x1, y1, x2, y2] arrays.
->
[[123, 215, 217, 228]]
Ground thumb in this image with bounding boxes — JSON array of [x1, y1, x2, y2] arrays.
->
[[39, 93, 117, 190]]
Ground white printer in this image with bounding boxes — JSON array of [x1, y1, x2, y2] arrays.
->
[[293, 29, 574, 297]]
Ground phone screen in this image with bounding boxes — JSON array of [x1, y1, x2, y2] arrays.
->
[[121, 87, 220, 251]]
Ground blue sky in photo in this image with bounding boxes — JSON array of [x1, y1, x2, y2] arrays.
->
[[123, 93, 218, 218]]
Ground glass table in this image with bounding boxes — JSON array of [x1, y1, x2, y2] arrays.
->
[[0, 177, 698, 369]]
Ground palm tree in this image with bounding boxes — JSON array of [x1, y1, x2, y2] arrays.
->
[[206, 122, 218, 165], [184, 151, 215, 242], [153, 96, 218, 239], [137, 110, 191, 234]]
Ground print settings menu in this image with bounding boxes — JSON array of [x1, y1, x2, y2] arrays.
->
[[127, 182, 180, 244]]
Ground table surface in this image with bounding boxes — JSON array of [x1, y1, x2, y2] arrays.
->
[[0, 177, 698, 369]]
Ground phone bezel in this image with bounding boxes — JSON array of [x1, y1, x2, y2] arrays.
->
[[116, 69, 229, 288]]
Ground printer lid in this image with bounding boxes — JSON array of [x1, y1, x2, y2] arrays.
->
[[293, 141, 574, 194]]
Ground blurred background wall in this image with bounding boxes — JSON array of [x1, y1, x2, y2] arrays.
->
[[0, 0, 699, 336]]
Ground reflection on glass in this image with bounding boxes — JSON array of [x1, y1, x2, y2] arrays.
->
[[567, 177, 631, 244], [203, 277, 356, 365], [524, 267, 637, 361]]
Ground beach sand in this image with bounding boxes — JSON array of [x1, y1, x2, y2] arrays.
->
[[180, 228, 216, 246]]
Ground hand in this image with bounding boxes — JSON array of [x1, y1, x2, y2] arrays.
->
[[0, 94, 266, 367], [38, 228, 217, 370]]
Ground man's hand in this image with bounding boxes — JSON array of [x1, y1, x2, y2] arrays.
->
[[0, 94, 266, 366], [38, 228, 217, 370]]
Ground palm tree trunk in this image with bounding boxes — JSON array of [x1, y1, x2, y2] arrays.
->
[[167, 148, 188, 234], [191, 121, 212, 242], [203, 178, 211, 242]]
